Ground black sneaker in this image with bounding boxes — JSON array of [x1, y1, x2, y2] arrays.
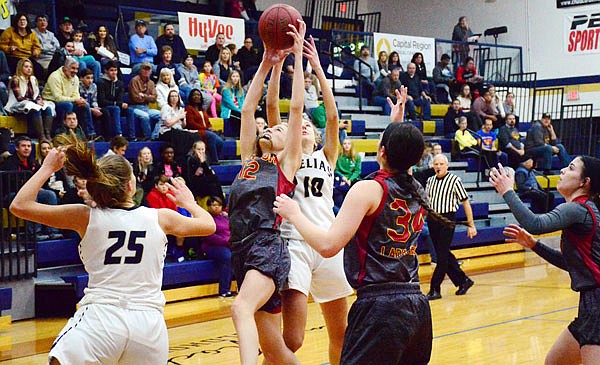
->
[[455, 278, 474, 295], [219, 292, 235, 298], [426, 289, 442, 300]]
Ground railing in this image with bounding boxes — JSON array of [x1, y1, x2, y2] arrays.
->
[[533, 87, 564, 122], [357, 12, 381, 33], [482, 57, 512, 84], [559, 104, 596, 157], [0, 171, 36, 281], [306, 0, 359, 30]]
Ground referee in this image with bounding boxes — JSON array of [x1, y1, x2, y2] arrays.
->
[[425, 154, 477, 300]]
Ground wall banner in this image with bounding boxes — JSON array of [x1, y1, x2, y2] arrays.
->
[[178, 12, 245, 51], [373, 32, 435, 77], [565, 12, 600, 54]]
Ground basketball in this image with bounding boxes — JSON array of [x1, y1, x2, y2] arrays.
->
[[258, 4, 303, 51]]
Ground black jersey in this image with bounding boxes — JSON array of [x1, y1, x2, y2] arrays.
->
[[228, 154, 296, 242], [344, 170, 427, 289]]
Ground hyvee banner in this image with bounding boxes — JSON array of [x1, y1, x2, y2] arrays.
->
[[373, 32, 435, 77], [178, 12, 244, 51], [565, 12, 600, 54]]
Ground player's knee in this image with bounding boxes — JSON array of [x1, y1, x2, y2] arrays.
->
[[230, 299, 252, 322], [283, 331, 304, 352]]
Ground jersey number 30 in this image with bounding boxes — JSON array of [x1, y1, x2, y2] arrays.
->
[[104, 231, 146, 265]]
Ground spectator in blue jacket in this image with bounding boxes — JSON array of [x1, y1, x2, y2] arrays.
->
[[129, 20, 157, 74], [220, 70, 245, 138]]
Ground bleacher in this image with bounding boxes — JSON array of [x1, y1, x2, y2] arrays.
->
[[0, 0, 574, 319]]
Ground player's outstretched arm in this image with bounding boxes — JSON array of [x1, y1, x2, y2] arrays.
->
[[304, 35, 339, 165], [280, 20, 306, 181], [388, 87, 408, 123], [267, 61, 283, 127], [274, 179, 382, 257], [10, 147, 90, 237]]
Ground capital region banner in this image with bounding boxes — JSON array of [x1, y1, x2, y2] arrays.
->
[[178, 12, 245, 51], [564, 11, 600, 55], [373, 32, 435, 77]]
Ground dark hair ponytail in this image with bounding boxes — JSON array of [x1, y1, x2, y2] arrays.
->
[[580, 156, 600, 210]]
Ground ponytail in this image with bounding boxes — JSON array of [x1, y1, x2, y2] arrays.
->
[[54, 132, 133, 208]]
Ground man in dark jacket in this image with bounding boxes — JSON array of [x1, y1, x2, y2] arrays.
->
[[0, 136, 61, 240], [237, 36, 261, 84], [524, 113, 570, 172], [401, 62, 431, 120], [97, 61, 128, 138], [154, 23, 188, 64], [497, 113, 524, 168], [515, 157, 554, 213]]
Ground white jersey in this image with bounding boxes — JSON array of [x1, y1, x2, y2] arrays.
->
[[78, 206, 168, 312], [281, 149, 335, 240]]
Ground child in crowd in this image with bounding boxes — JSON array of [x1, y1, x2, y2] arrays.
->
[[199, 196, 233, 297], [199, 61, 222, 118], [72, 30, 101, 80], [154, 144, 182, 178], [178, 55, 213, 112], [55, 111, 86, 141], [79, 68, 103, 135]]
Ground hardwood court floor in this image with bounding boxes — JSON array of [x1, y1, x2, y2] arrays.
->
[[1, 250, 579, 364]]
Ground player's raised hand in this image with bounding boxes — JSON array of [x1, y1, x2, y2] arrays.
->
[[287, 20, 306, 55], [262, 45, 291, 67], [503, 224, 537, 249], [166, 177, 195, 208], [489, 163, 514, 196], [302, 35, 322, 72], [42, 147, 66, 173], [388, 87, 408, 123]]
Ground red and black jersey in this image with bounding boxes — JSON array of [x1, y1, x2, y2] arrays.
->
[[563, 196, 600, 291], [228, 154, 296, 242], [344, 170, 427, 289]]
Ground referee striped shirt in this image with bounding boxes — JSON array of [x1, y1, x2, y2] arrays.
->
[[425, 172, 469, 214]]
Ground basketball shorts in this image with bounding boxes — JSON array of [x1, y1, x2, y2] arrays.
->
[[568, 287, 600, 346], [282, 238, 353, 303], [48, 303, 168, 365], [341, 282, 432, 365], [231, 229, 291, 313]]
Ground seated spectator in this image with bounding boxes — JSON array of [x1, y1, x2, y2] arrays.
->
[[1, 136, 61, 240], [376, 50, 390, 82], [213, 47, 240, 91], [145, 175, 185, 261], [88, 25, 120, 65], [199, 61, 222, 118], [32, 14, 60, 76], [178, 55, 213, 112], [433, 53, 455, 103], [159, 89, 201, 161], [200, 195, 233, 297], [454, 116, 480, 159], [255, 116, 265, 137], [220, 70, 245, 138], [154, 23, 188, 65], [184, 141, 224, 204], [205, 33, 226, 65], [498, 113, 524, 168], [371, 68, 402, 116], [79, 68, 103, 137], [47, 40, 72, 76], [5, 58, 53, 141], [401, 63, 432, 120], [515, 157, 555, 213], [97, 61, 129, 138], [154, 144, 182, 177], [156, 68, 180, 110], [334, 138, 362, 210], [456, 57, 483, 96], [488, 84, 505, 128], [38, 139, 76, 207], [524, 113, 571, 172], [133, 146, 155, 202], [353, 45, 378, 98], [503, 91, 517, 119], [0, 13, 43, 77], [186, 89, 224, 164], [129, 20, 157, 74], [155, 46, 189, 101], [237, 36, 260, 84], [226, 43, 241, 72], [43, 57, 95, 138], [55, 111, 86, 141], [72, 29, 101, 81], [411, 52, 433, 101], [102, 135, 128, 157], [444, 98, 481, 135], [303, 71, 319, 115], [388, 51, 403, 72], [476, 118, 506, 170], [128, 62, 160, 141], [56, 17, 74, 46], [432, 143, 443, 156], [457, 83, 472, 111], [472, 90, 498, 127]]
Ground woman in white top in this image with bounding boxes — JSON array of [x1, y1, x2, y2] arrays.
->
[[457, 83, 472, 111], [159, 90, 201, 162], [9, 133, 215, 365], [156, 68, 179, 109]]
